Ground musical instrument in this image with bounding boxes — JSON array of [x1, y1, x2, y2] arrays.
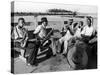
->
[[27, 29, 54, 65], [40, 28, 54, 47], [21, 37, 28, 48]]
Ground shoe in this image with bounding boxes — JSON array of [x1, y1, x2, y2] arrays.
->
[[32, 62, 38, 66], [19, 55, 26, 63]]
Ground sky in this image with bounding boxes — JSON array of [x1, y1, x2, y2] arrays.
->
[[12, 1, 98, 14]]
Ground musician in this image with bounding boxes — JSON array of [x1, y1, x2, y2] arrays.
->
[[12, 18, 28, 62], [27, 17, 52, 66], [33, 17, 52, 46], [81, 17, 94, 43], [59, 19, 74, 55]]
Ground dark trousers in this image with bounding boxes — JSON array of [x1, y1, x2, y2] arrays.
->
[[25, 40, 40, 65]]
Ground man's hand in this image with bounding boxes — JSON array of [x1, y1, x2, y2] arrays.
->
[[81, 34, 90, 38]]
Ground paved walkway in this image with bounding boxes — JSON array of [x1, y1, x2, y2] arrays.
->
[[14, 54, 74, 74]]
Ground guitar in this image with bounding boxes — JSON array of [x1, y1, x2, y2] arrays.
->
[[41, 28, 54, 45]]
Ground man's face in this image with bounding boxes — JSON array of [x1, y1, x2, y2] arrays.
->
[[86, 18, 89, 25], [69, 20, 73, 25], [79, 22, 82, 28], [18, 20, 24, 27], [78, 25, 81, 28], [43, 21, 48, 27], [87, 18, 91, 27]]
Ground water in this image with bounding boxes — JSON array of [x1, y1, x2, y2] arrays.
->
[[11, 15, 97, 31]]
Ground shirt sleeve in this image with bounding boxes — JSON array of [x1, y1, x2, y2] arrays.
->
[[89, 27, 94, 36], [59, 37, 64, 44], [81, 26, 86, 35], [33, 25, 41, 34], [13, 27, 18, 40], [23, 28, 28, 38]]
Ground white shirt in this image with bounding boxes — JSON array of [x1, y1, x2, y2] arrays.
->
[[33, 25, 46, 38], [12, 25, 26, 40], [59, 30, 73, 43], [81, 25, 94, 36], [74, 27, 81, 38]]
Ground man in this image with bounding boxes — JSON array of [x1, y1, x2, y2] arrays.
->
[[80, 17, 94, 60], [27, 17, 52, 66], [12, 18, 28, 62], [59, 19, 74, 55], [81, 17, 94, 43], [33, 17, 52, 47], [33, 17, 48, 39]]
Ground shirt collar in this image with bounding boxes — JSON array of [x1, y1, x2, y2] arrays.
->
[[42, 24, 46, 28]]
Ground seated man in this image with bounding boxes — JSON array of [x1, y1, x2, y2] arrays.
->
[[27, 17, 52, 66], [33, 17, 52, 49], [11, 18, 28, 62], [81, 17, 94, 43], [59, 19, 75, 55]]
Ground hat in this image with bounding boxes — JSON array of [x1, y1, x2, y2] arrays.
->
[[18, 18, 25, 22], [41, 17, 48, 23]]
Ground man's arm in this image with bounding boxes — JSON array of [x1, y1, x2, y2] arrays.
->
[[33, 26, 41, 34], [12, 27, 19, 40], [68, 26, 75, 35], [81, 34, 90, 38], [25, 29, 28, 40], [20, 28, 28, 43], [81, 26, 94, 38]]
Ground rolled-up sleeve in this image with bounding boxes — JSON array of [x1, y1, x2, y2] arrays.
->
[[59, 37, 64, 44], [33, 26, 41, 34]]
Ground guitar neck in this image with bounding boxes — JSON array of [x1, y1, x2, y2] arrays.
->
[[41, 29, 53, 44]]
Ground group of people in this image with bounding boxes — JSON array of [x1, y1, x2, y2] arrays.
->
[[59, 17, 94, 56], [11, 17, 52, 66], [11, 16, 96, 68], [57, 17, 96, 69]]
